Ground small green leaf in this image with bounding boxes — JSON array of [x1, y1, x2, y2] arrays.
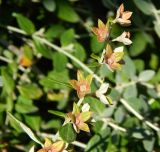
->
[[7, 112, 43, 146], [123, 84, 137, 99], [133, 0, 155, 15], [59, 123, 77, 143], [154, 22, 160, 38], [1, 67, 15, 95], [138, 70, 155, 82], [45, 24, 65, 40], [57, 0, 79, 23], [24, 115, 41, 131], [60, 29, 75, 46], [42, 0, 56, 12], [143, 138, 155, 152], [48, 110, 66, 118], [34, 38, 54, 59], [114, 106, 125, 123], [84, 97, 105, 117], [18, 84, 43, 100], [40, 70, 70, 90], [129, 32, 147, 57], [53, 52, 68, 72], [13, 13, 35, 34], [91, 35, 105, 53], [73, 42, 86, 62]]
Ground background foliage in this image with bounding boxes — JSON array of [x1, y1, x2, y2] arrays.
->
[[0, 0, 160, 151]]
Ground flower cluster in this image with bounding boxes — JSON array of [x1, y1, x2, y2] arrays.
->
[[37, 3, 132, 152], [92, 3, 132, 71]]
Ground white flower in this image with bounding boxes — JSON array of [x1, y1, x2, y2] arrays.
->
[[112, 31, 132, 45], [95, 83, 110, 104], [82, 103, 90, 112]]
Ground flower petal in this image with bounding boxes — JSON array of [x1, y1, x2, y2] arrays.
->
[[99, 95, 109, 104], [122, 11, 132, 20], [73, 102, 80, 115], [113, 51, 124, 62], [105, 44, 113, 57], [86, 74, 93, 85], [116, 3, 124, 19], [98, 19, 105, 28], [77, 70, 85, 81], [110, 62, 122, 70], [91, 27, 99, 36], [52, 141, 65, 152], [78, 122, 90, 132], [44, 138, 52, 147], [82, 103, 90, 112], [69, 80, 78, 89], [98, 83, 109, 94], [80, 111, 92, 122]]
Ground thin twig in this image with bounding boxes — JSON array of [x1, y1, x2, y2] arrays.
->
[[120, 99, 160, 132]]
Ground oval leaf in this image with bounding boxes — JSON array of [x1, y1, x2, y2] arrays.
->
[[7, 112, 43, 146], [138, 70, 155, 82], [59, 123, 77, 143]]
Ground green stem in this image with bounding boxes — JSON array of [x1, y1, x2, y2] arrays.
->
[[120, 99, 160, 132], [32, 35, 103, 84]]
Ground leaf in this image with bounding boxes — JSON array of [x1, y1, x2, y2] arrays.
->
[[134, 59, 145, 72], [73, 42, 86, 62], [34, 38, 54, 59], [42, 0, 56, 12], [138, 70, 155, 82], [129, 32, 147, 57], [133, 0, 155, 15], [53, 52, 68, 72], [7, 112, 43, 146], [57, 0, 80, 23], [84, 97, 105, 117], [18, 84, 43, 100], [149, 54, 159, 70], [90, 35, 105, 53], [114, 106, 125, 123], [59, 123, 77, 143], [40, 70, 70, 90], [120, 56, 136, 80], [85, 129, 110, 152], [123, 84, 137, 99], [45, 24, 65, 40], [60, 29, 75, 46], [143, 138, 155, 152], [24, 115, 41, 131], [154, 21, 160, 38], [1, 67, 15, 95], [13, 13, 35, 34], [48, 110, 66, 118]]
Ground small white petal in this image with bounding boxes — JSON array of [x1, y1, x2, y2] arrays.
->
[[99, 49, 106, 64], [123, 38, 132, 45], [114, 46, 124, 52], [98, 83, 109, 94], [29, 146, 35, 152], [82, 103, 90, 112], [73, 123, 79, 133], [100, 95, 109, 104]]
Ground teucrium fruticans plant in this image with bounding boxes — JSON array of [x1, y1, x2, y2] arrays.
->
[[5, 3, 160, 151]]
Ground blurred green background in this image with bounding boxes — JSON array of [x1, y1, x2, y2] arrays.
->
[[0, 0, 160, 151]]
